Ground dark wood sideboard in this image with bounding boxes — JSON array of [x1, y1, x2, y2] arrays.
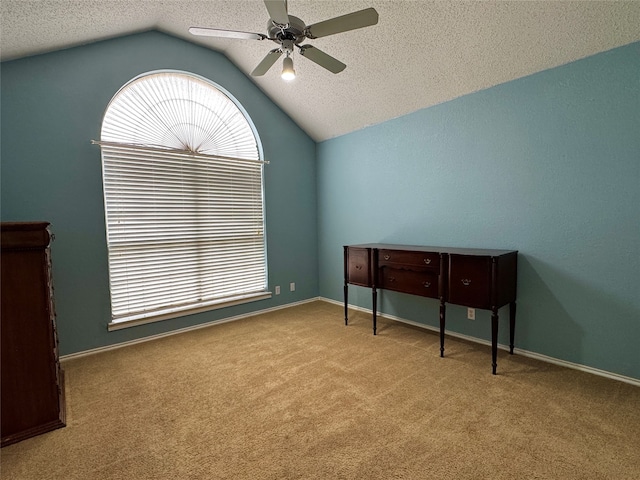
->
[[344, 244, 518, 374], [1, 222, 66, 447]]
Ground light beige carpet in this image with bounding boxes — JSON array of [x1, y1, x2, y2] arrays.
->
[[2, 301, 639, 479]]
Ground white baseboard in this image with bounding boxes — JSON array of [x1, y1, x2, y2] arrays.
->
[[320, 297, 640, 387], [60, 297, 321, 362], [60, 296, 639, 387]]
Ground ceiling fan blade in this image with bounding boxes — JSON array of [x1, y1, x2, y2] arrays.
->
[[299, 45, 346, 74], [251, 49, 283, 76], [189, 27, 266, 41], [264, 0, 289, 26], [305, 7, 378, 39]]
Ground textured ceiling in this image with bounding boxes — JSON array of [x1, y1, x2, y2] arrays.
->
[[2, 1, 639, 141]]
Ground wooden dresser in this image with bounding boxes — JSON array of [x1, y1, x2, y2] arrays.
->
[[1, 222, 66, 447], [344, 244, 517, 374]]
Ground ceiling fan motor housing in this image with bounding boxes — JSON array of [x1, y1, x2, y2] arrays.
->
[[268, 15, 307, 47]]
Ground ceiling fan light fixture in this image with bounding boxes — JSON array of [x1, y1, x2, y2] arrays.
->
[[281, 55, 296, 81]]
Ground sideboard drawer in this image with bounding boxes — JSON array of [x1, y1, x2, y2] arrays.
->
[[379, 267, 439, 298], [378, 249, 440, 269], [347, 247, 371, 287], [448, 254, 492, 309]]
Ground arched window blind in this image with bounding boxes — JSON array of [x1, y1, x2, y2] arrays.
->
[[98, 71, 269, 329]]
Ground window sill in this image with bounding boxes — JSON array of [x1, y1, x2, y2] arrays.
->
[[107, 291, 273, 331]]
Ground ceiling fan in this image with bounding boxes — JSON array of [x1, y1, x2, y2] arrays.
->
[[189, 0, 379, 80]]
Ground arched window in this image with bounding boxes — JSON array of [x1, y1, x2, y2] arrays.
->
[[97, 71, 268, 329]]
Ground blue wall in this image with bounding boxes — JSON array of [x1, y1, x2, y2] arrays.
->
[[317, 42, 640, 379], [1, 31, 318, 355], [2, 32, 638, 379]]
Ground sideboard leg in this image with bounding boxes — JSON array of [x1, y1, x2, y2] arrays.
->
[[344, 283, 349, 326], [491, 309, 499, 375], [372, 287, 378, 335], [439, 300, 446, 357], [509, 301, 516, 354]]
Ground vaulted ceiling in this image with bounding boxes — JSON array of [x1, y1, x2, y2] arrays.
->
[[2, 1, 639, 141]]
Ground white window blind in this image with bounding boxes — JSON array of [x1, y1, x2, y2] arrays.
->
[[98, 71, 268, 327]]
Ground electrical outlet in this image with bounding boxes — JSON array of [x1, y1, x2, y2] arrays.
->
[[275, 286, 280, 295], [467, 308, 475, 320], [290, 282, 295, 292]]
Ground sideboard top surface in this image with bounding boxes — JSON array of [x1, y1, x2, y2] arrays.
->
[[346, 243, 517, 257]]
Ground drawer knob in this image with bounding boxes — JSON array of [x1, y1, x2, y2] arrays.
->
[[423, 281, 431, 288], [384, 254, 390, 260], [423, 258, 431, 264], [461, 279, 472, 286], [355, 265, 362, 270], [389, 276, 396, 283]]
